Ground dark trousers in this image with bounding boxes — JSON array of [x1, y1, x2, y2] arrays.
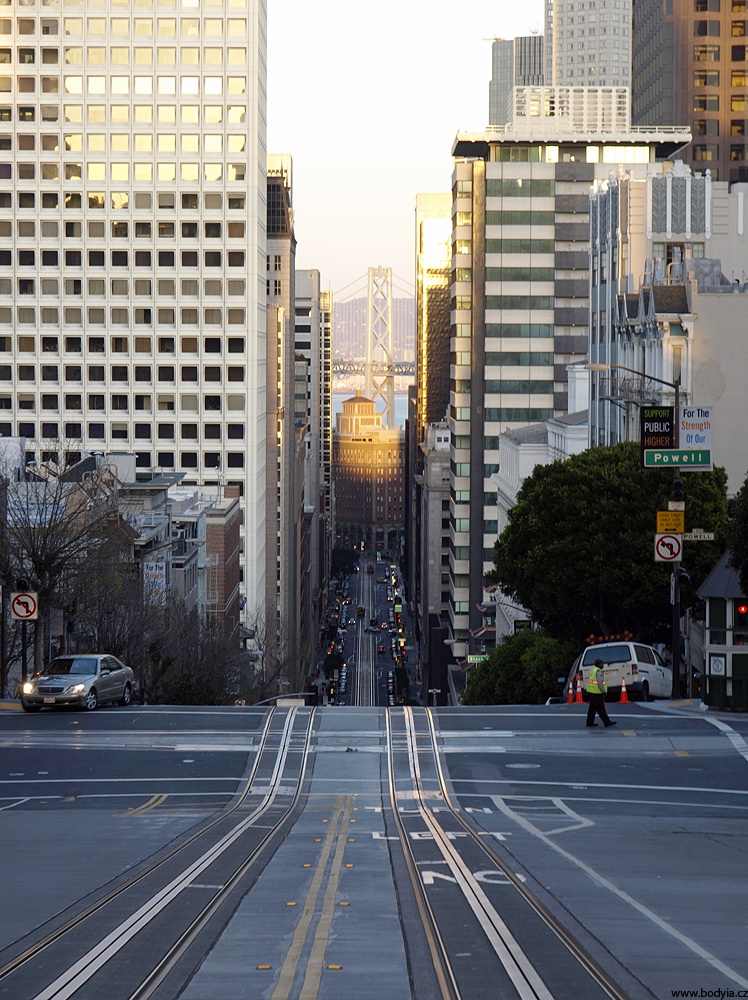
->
[[586, 692, 611, 726]]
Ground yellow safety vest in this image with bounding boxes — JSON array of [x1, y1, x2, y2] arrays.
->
[[586, 666, 607, 694]]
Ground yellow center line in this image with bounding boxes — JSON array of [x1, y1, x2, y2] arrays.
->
[[298, 796, 353, 998], [120, 794, 168, 817], [270, 796, 345, 1000]]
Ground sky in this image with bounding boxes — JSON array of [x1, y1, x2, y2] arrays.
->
[[266, 0, 544, 302]]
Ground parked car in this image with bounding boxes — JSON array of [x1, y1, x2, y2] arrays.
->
[[377, 645, 386, 654], [567, 641, 672, 701], [21, 654, 135, 712]]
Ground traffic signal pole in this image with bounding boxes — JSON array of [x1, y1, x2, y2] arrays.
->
[[671, 379, 682, 700]]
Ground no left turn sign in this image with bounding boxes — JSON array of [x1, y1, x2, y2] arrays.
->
[[654, 534, 683, 563], [11, 592, 38, 620]]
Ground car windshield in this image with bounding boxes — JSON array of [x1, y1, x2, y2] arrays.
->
[[43, 657, 99, 676], [582, 645, 630, 666]]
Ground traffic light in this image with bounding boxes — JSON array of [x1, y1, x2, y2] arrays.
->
[[736, 602, 748, 629], [672, 477, 685, 503]]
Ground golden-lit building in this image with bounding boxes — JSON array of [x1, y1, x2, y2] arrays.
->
[[333, 392, 404, 552]]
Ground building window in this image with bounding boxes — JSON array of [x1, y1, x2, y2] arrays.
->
[[694, 69, 720, 84], [694, 93, 720, 110], [693, 143, 720, 159], [694, 44, 720, 59]]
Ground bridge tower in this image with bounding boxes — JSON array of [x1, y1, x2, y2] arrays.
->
[[364, 266, 395, 427]]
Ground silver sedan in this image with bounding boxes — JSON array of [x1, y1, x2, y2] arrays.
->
[[21, 654, 135, 712]]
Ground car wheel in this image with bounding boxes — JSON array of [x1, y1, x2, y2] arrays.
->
[[84, 688, 98, 711], [21, 700, 41, 713], [640, 681, 650, 702], [119, 683, 132, 707]]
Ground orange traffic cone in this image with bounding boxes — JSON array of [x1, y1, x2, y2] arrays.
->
[[620, 675, 629, 704], [575, 670, 584, 703], [567, 681, 574, 704]]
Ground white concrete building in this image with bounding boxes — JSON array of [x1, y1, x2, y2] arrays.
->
[[0, 0, 267, 619]]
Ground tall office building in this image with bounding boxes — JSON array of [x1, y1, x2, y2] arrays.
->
[[489, 35, 544, 127], [0, 0, 267, 616], [448, 87, 689, 659], [545, 0, 632, 87], [295, 268, 334, 627], [632, 0, 748, 182]]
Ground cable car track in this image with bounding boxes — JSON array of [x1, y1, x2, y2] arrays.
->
[[0, 706, 314, 1000], [387, 706, 633, 1000]]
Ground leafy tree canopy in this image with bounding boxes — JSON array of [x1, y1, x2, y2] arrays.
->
[[729, 473, 748, 595], [462, 629, 577, 705], [488, 442, 728, 645]]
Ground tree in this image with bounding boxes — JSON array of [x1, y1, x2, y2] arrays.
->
[[462, 629, 577, 705], [331, 546, 359, 576], [729, 473, 748, 594], [488, 442, 728, 646]]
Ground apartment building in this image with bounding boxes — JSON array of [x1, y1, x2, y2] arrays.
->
[[0, 0, 267, 618]]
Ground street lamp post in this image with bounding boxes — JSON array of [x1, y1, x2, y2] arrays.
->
[[586, 363, 683, 699]]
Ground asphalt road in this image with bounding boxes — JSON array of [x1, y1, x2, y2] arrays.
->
[[0, 700, 746, 1000]]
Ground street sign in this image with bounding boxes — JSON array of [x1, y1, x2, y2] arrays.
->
[[640, 406, 674, 468], [11, 592, 39, 620], [683, 531, 715, 541], [657, 510, 685, 533], [394, 604, 402, 612], [643, 449, 712, 469], [680, 405, 713, 450], [654, 534, 683, 562], [467, 654, 488, 663]]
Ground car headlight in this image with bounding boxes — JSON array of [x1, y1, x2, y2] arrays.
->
[[66, 683, 86, 694], [22, 682, 34, 695]]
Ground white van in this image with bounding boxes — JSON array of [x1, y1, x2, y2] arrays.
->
[[568, 641, 673, 701]]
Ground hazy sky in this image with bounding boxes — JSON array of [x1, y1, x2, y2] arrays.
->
[[266, 1, 544, 301]]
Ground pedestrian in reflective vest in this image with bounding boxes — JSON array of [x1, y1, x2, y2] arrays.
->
[[586, 658, 617, 728]]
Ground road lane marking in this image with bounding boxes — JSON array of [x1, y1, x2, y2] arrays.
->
[[702, 716, 748, 765], [492, 796, 748, 991]]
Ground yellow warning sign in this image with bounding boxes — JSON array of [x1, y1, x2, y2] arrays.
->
[[657, 511, 685, 533]]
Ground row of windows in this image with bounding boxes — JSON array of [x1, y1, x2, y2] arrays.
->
[[1, 305, 247, 323], [1, 161, 248, 181], [1, 334, 246, 350], [484, 380, 554, 394], [0, 248, 246, 266], [3, 414, 246, 440], [0, 190, 245, 209], [486, 211, 555, 227], [693, 17, 748, 33], [485, 239, 554, 254], [2, 363, 245, 379], [0, 45, 248, 66], [485, 267, 555, 282], [693, 43, 748, 59], [0, 433, 247, 470], [4, 395, 238, 414], [0, 0, 248, 10], [0, 277, 246, 296], [0, 104, 248, 124], [0, 75, 249, 97], [693, 142, 748, 158], [485, 323, 554, 338], [694, 94, 748, 110], [693, 118, 748, 134], [1, 221, 245, 240], [485, 295, 555, 310], [485, 178, 555, 197], [1, 134, 246, 154], [484, 352, 555, 365], [1, 18, 249, 39], [694, 68, 748, 84]]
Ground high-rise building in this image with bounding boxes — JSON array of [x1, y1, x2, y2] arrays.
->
[[447, 88, 689, 659], [0, 0, 267, 617], [295, 268, 334, 628], [489, 35, 544, 127], [632, 0, 748, 182], [545, 0, 632, 87]]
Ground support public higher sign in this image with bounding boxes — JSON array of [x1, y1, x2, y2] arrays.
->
[[640, 406, 674, 468]]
